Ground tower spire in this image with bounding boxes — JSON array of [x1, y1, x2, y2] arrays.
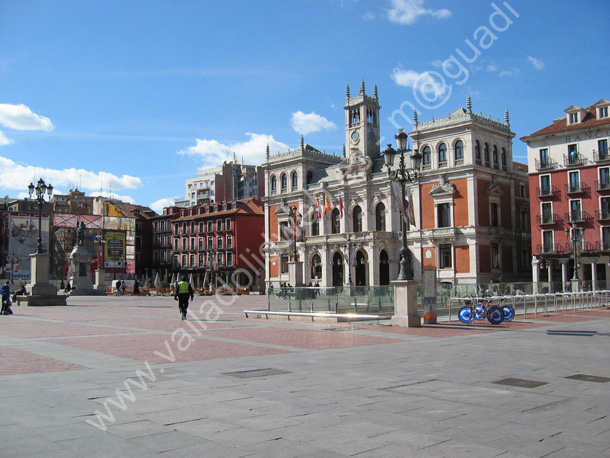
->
[[300, 135, 304, 150], [265, 144, 270, 162], [359, 79, 365, 95], [413, 108, 418, 127], [374, 83, 378, 100], [467, 93, 472, 112], [505, 108, 510, 126], [346, 83, 350, 100]]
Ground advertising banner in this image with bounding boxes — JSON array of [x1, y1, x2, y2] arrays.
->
[[8, 215, 50, 281], [104, 231, 126, 268]]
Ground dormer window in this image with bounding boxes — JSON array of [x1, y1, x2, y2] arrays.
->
[[599, 106, 609, 119], [569, 112, 579, 124]]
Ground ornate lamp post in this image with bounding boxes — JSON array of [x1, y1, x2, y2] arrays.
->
[[28, 178, 53, 254], [288, 206, 301, 262], [565, 228, 580, 282], [382, 129, 422, 281], [345, 234, 354, 286]]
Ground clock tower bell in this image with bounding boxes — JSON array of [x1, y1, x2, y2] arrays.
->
[[344, 80, 381, 159]]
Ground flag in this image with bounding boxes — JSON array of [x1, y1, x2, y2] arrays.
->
[[324, 193, 331, 215], [407, 187, 416, 228], [316, 197, 322, 219], [339, 196, 344, 218], [391, 182, 408, 225]]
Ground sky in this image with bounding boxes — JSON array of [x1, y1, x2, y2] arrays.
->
[[1, 0, 609, 213]]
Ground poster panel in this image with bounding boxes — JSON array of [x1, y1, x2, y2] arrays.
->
[[8, 215, 50, 281], [104, 231, 125, 268]]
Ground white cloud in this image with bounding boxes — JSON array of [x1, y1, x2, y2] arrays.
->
[[486, 63, 499, 72], [290, 111, 337, 135], [499, 68, 521, 77], [0, 156, 142, 193], [362, 12, 376, 21], [0, 104, 53, 131], [0, 130, 12, 146], [178, 132, 290, 167], [527, 56, 545, 70], [387, 0, 451, 25], [149, 197, 178, 214], [390, 68, 447, 97]]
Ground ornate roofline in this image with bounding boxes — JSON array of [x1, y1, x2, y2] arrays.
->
[[414, 109, 511, 133], [267, 145, 342, 165]]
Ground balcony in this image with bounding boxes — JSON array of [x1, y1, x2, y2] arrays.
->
[[537, 185, 559, 198], [535, 157, 558, 171], [564, 152, 586, 167], [596, 209, 610, 221], [595, 180, 610, 192], [565, 210, 592, 224], [564, 182, 590, 195], [536, 243, 565, 255], [593, 149, 610, 163], [536, 213, 559, 225]]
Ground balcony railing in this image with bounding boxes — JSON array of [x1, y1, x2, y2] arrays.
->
[[593, 149, 610, 163], [564, 152, 586, 167], [536, 243, 564, 254], [595, 180, 610, 192], [565, 210, 592, 224], [536, 213, 559, 225], [564, 182, 590, 195], [535, 158, 558, 171], [595, 209, 610, 221], [537, 185, 559, 198]]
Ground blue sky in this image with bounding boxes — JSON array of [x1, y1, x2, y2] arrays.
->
[[1, 0, 608, 212]]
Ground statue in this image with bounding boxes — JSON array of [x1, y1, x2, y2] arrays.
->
[[77, 221, 86, 246]]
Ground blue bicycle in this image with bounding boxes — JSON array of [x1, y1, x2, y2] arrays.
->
[[458, 297, 504, 325]]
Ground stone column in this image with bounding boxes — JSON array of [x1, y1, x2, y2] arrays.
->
[[391, 280, 421, 328], [560, 259, 568, 292]]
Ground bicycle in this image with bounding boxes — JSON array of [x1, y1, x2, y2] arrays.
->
[[497, 297, 515, 322], [458, 296, 504, 325]]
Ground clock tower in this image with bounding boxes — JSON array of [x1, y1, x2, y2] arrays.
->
[[344, 80, 381, 159]]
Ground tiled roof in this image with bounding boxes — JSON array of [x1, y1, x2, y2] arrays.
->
[[173, 197, 263, 222], [522, 101, 610, 139]]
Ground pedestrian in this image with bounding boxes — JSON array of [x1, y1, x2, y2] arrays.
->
[[121, 281, 127, 295], [133, 281, 140, 295], [174, 275, 194, 320], [115, 279, 121, 295], [1, 281, 13, 315]]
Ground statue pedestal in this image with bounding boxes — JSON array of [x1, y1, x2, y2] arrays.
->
[[289, 261, 304, 287], [24, 254, 67, 306], [69, 245, 103, 296], [94, 269, 106, 293], [391, 280, 421, 328]]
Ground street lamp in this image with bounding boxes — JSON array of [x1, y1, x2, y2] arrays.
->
[[28, 178, 53, 254], [345, 234, 354, 286], [288, 206, 301, 262], [383, 128, 422, 281], [565, 228, 579, 281]]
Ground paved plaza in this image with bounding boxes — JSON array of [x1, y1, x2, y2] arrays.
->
[[0, 294, 609, 457]]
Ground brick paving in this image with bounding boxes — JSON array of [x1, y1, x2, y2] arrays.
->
[[0, 294, 609, 457]]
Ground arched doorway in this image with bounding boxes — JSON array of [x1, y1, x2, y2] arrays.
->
[[311, 253, 322, 283], [332, 252, 344, 287], [355, 250, 367, 286], [379, 250, 390, 286]]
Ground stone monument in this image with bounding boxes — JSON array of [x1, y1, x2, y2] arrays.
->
[[68, 222, 104, 295]]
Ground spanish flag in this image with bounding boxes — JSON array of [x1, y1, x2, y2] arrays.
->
[[324, 193, 331, 215]]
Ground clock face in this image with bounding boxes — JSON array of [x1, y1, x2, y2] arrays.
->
[[351, 131, 360, 142], [368, 131, 376, 142]]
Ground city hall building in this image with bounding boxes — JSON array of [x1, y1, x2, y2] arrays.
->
[[263, 82, 531, 288]]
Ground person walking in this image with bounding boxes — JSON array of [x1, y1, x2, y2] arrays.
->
[[1, 281, 13, 315], [174, 275, 194, 320]]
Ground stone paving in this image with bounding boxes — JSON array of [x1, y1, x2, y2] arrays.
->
[[0, 293, 609, 457]]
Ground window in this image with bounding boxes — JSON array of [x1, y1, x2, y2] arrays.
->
[[199, 254, 204, 266], [279, 221, 289, 240], [603, 227, 610, 250], [501, 147, 507, 169], [182, 222, 187, 234], [490, 203, 499, 226], [190, 255, 195, 267], [190, 238, 195, 250], [599, 139, 609, 159], [199, 222, 204, 233], [570, 199, 582, 222], [568, 144, 578, 164], [207, 236, 213, 249], [306, 171, 313, 184], [599, 106, 609, 118], [217, 236, 223, 249], [225, 218, 231, 231], [174, 239, 179, 251], [226, 252, 233, 266], [280, 255, 289, 274], [352, 205, 362, 232], [540, 175, 551, 195], [439, 143, 447, 166], [190, 222, 195, 233], [174, 224, 179, 235], [291, 171, 298, 190], [376, 203, 386, 231], [484, 143, 490, 166], [182, 238, 187, 251], [312, 218, 319, 236], [569, 112, 579, 124], [198, 237, 203, 250], [422, 146, 431, 167], [311, 254, 322, 280], [226, 235, 233, 249], [600, 167, 610, 189], [493, 145, 499, 168], [271, 175, 277, 193], [281, 173, 287, 191], [161, 251, 165, 263], [181, 254, 186, 267], [216, 219, 222, 231], [454, 140, 464, 162], [439, 244, 452, 268], [539, 148, 549, 168], [135, 237, 142, 249], [491, 244, 500, 269], [520, 208, 528, 231], [541, 202, 553, 224], [475, 140, 481, 164], [601, 197, 610, 220], [217, 252, 224, 266], [437, 203, 451, 228], [153, 251, 159, 263], [207, 221, 213, 232], [173, 255, 179, 268], [331, 209, 341, 234], [568, 171, 580, 193]]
